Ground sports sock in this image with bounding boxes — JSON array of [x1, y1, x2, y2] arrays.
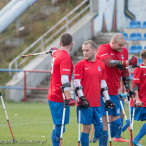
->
[[115, 118, 123, 138], [134, 123, 146, 141], [110, 118, 121, 137], [80, 132, 89, 146], [51, 129, 59, 146], [99, 130, 108, 146]]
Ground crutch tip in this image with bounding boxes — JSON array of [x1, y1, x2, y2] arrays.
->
[[13, 139, 16, 143], [21, 55, 25, 58]]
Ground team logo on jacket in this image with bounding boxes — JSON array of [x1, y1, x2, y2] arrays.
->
[[121, 54, 124, 59], [98, 66, 101, 71]]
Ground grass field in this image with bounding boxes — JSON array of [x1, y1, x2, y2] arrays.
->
[[0, 101, 145, 146]]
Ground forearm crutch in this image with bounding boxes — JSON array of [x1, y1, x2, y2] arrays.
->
[[106, 107, 112, 146], [127, 95, 133, 146], [75, 89, 81, 146], [60, 86, 66, 146], [119, 95, 130, 133], [103, 98, 112, 146], [77, 97, 81, 146], [131, 99, 136, 132], [0, 91, 15, 143]]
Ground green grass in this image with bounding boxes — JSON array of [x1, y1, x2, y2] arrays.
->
[[0, 102, 145, 146]]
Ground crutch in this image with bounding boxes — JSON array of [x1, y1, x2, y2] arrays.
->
[[0, 90, 15, 143], [127, 94, 133, 146], [131, 99, 136, 132], [75, 89, 81, 146], [103, 98, 112, 146], [60, 86, 66, 146], [131, 99, 144, 133], [119, 94, 130, 133]]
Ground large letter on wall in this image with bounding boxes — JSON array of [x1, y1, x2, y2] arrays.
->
[[94, 0, 116, 34]]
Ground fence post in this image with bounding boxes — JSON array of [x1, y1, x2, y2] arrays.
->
[[89, 0, 93, 13], [24, 71, 27, 102], [66, 17, 69, 31], [41, 37, 44, 51]]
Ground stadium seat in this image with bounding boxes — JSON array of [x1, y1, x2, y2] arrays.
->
[[127, 21, 142, 28], [129, 21, 137, 28], [136, 21, 141, 28], [137, 32, 142, 40], [129, 45, 142, 54], [143, 21, 146, 28], [138, 58, 143, 65], [143, 33, 146, 40], [129, 33, 137, 40], [129, 32, 142, 40], [122, 32, 128, 40]]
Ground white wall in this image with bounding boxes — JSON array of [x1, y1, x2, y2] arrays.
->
[[94, 0, 146, 35]]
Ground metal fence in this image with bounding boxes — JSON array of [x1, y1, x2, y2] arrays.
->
[[0, 69, 51, 102], [9, 0, 93, 72]]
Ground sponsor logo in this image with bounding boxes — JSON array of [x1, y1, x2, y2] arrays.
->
[[74, 74, 80, 76], [133, 78, 139, 80], [121, 54, 124, 59], [98, 66, 101, 71], [111, 53, 114, 55], [144, 74, 146, 76], [85, 67, 89, 70], [100, 117, 103, 122], [117, 108, 120, 114], [101, 53, 109, 57], [62, 69, 70, 71]]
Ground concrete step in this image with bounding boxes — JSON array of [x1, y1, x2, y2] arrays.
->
[[37, 84, 49, 88], [95, 32, 116, 45], [29, 94, 47, 99], [72, 56, 84, 60], [27, 98, 48, 103], [31, 90, 48, 94], [41, 80, 50, 85]]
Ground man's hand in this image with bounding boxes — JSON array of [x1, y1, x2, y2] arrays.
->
[[66, 98, 75, 106], [49, 47, 58, 56], [116, 64, 124, 70], [135, 100, 143, 106], [129, 56, 138, 65], [127, 90, 135, 98], [80, 96, 90, 108], [105, 100, 115, 108]]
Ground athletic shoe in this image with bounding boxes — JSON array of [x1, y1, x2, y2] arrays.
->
[[66, 98, 75, 106], [133, 140, 142, 146], [113, 137, 129, 142]]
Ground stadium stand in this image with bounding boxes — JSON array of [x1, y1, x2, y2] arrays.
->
[[128, 45, 142, 54], [143, 21, 146, 28]]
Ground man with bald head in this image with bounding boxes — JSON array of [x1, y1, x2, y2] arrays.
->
[[96, 33, 138, 146]]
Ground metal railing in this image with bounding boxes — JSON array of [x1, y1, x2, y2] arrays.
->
[[0, 69, 51, 102], [9, 0, 92, 72], [0, 69, 75, 102]]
